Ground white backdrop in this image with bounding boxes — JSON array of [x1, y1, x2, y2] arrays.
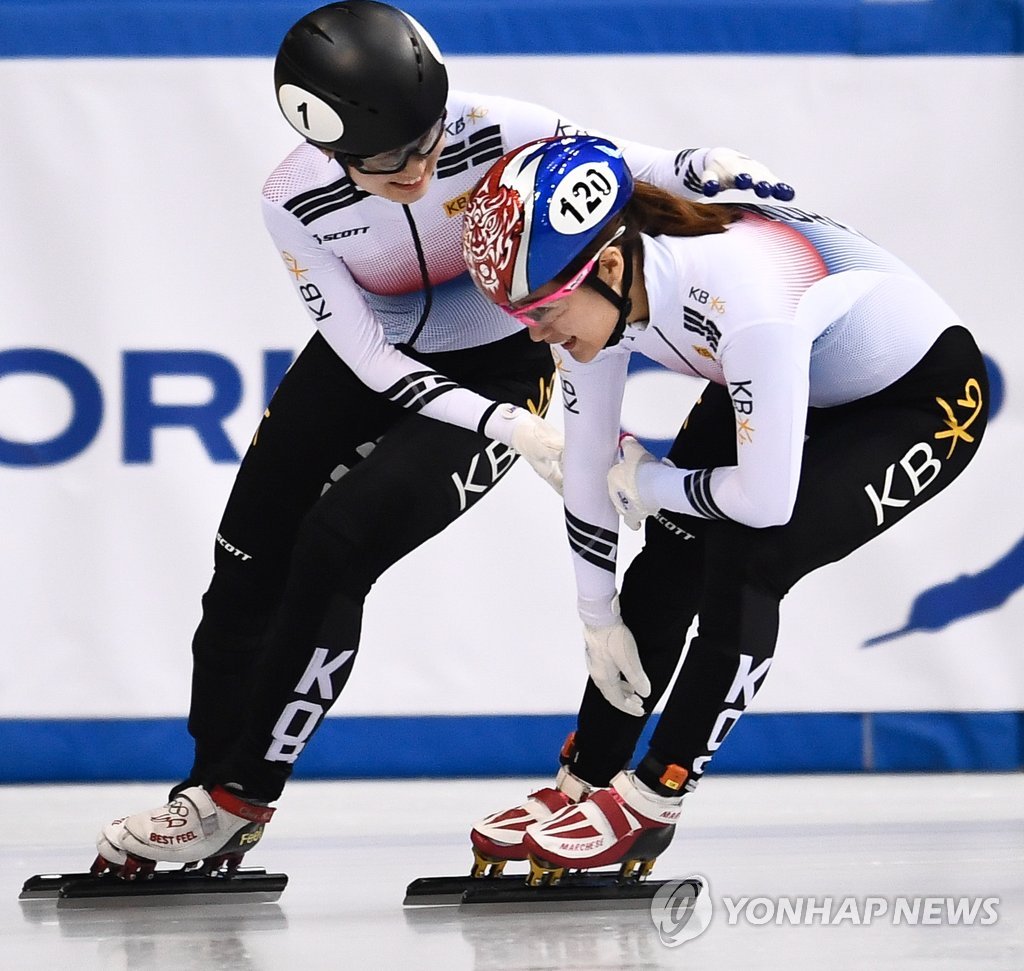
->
[[1, 55, 1021, 718]]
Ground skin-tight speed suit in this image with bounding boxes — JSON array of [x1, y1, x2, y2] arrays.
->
[[557, 203, 988, 792]]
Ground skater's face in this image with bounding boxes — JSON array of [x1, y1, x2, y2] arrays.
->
[[514, 246, 631, 364], [341, 116, 447, 204]]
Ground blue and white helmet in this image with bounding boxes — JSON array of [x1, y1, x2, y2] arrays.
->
[[462, 136, 634, 307]]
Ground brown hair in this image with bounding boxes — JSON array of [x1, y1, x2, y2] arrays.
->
[[620, 180, 740, 241], [553, 180, 739, 285]]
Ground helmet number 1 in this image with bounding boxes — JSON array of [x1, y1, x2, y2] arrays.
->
[[277, 84, 346, 143]]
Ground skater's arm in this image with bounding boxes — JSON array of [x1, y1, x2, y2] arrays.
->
[[562, 347, 651, 716], [635, 321, 812, 527], [487, 92, 793, 203], [261, 199, 548, 452], [560, 346, 631, 628], [620, 143, 794, 202]]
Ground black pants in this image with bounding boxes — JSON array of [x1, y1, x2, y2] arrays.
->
[[567, 325, 988, 791], [184, 329, 554, 801]]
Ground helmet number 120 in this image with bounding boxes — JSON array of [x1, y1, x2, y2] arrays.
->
[[551, 164, 616, 234]]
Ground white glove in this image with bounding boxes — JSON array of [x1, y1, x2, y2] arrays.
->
[[485, 404, 563, 494], [607, 435, 659, 530], [696, 147, 795, 201], [583, 599, 651, 717]]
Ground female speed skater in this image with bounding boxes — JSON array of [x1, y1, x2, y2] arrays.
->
[[462, 135, 987, 882]]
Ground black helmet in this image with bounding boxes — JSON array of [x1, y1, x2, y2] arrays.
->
[[274, 1, 449, 156]]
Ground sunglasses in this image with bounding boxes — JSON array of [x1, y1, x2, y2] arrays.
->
[[507, 227, 626, 326], [343, 112, 447, 175]]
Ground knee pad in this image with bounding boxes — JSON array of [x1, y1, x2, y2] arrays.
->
[[290, 506, 375, 603]]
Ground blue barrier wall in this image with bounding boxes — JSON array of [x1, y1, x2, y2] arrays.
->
[[2, 0, 1023, 56], [2, 712, 1021, 783]]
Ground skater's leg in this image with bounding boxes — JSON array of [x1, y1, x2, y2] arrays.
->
[[469, 388, 734, 866], [640, 324, 989, 791], [566, 519, 704, 785], [209, 337, 555, 801], [97, 335, 553, 871], [568, 385, 738, 786], [185, 333, 400, 787], [525, 326, 988, 878]]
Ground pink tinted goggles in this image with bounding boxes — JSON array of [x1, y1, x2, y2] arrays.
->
[[507, 227, 626, 326]]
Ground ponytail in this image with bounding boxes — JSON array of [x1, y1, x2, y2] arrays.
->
[[619, 180, 739, 243]]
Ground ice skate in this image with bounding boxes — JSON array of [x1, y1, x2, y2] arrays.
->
[[405, 761, 697, 910], [405, 734, 595, 903], [19, 786, 282, 905], [92, 785, 275, 879], [468, 763, 594, 877], [21, 786, 287, 905], [522, 767, 684, 886]]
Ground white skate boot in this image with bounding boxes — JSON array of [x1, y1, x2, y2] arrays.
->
[[522, 767, 684, 885], [94, 786, 275, 880]]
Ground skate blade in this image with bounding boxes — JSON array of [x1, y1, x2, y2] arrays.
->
[[404, 872, 704, 912], [404, 873, 527, 906], [20, 867, 288, 907], [462, 874, 704, 913]]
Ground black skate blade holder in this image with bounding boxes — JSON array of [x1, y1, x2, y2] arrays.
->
[[404, 872, 704, 912], [20, 866, 288, 908]]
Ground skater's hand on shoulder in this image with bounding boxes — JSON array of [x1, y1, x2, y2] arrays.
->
[[583, 600, 651, 717], [696, 146, 795, 201]]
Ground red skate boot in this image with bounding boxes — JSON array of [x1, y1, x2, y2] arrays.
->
[[469, 734, 594, 877], [522, 765, 686, 886]]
